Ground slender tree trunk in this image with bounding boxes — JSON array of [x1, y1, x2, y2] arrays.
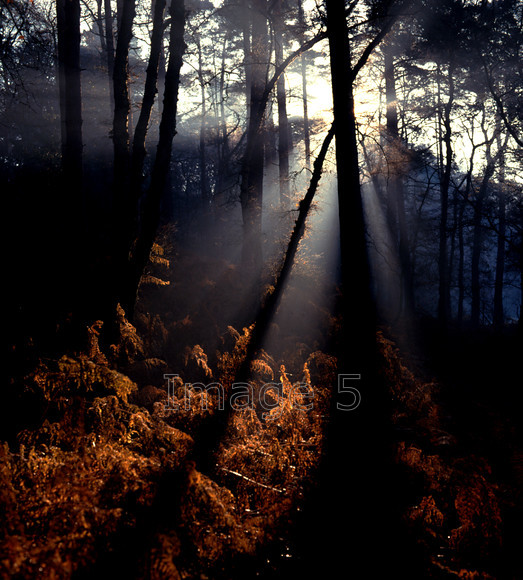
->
[[123, 0, 186, 317], [157, 36, 166, 113], [213, 35, 231, 206], [104, 0, 115, 105], [196, 35, 210, 205], [297, 0, 310, 169], [471, 147, 496, 328], [457, 194, 466, 326], [384, 40, 414, 317], [131, 0, 167, 198], [274, 0, 290, 209], [199, 87, 210, 205], [493, 131, 508, 329], [56, 0, 83, 187], [448, 187, 459, 315], [57, 0, 67, 162], [438, 62, 454, 329], [457, 142, 477, 327], [242, 0, 252, 122], [493, 185, 506, 329], [95, 0, 107, 67]]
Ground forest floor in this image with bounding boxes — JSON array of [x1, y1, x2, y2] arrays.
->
[[2, 225, 522, 579]]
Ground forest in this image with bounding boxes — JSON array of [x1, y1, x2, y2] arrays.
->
[[2, 0, 523, 577]]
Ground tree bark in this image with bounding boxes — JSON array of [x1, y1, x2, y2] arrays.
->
[[438, 62, 454, 329], [123, 0, 186, 317], [131, 0, 167, 199], [384, 39, 414, 317], [297, 0, 310, 169], [112, 0, 136, 198], [274, 0, 290, 209], [104, 0, 115, 105], [493, 131, 509, 329], [471, 145, 496, 328], [240, 0, 268, 277], [196, 34, 210, 205], [56, 0, 83, 188], [110, 0, 137, 317], [312, 1, 383, 576]]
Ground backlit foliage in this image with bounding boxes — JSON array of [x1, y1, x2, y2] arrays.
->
[[0, 298, 509, 578]]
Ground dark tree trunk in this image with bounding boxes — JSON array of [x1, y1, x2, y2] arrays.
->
[[110, 0, 137, 319], [438, 63, 454, 329], [240, 0, 268, 277], [112, 0, 136, 199], [123, 0, 186, 317], [384, 40, 414, 316], [131, 0, 167, 198], [55, 0, 87, 333], [104, 0, 115, 104], [471, 154, 496, 328], [56, 0, 83, 188], [213, 35, 233, 210], [309, 1, 385, 577], [457, 194, 466, 326], [274, 0, 290, 210], [196, 35, 210, 205], [493, 131, 508, 329], [493, 186, 506, 329]]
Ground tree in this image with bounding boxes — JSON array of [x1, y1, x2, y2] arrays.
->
[[305, 1, 410, 576], [239, 0, 269, 276], [273, 0, 291, 209], [383, 35, 414, 316], [56, 0, 83, 190], [123, 0, 187, 317], [131, 0, 167, 198]]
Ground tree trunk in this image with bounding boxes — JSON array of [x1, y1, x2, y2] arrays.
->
[[240, 0, 268, 277], [131, 0, 167, 199], [384, 40, 414, 317], [457, 193, 466, 326], [196, 35, 210, 205], [55, 0, 86, 332], [213, 35, 232, 209], [123, 0, 186, 317], [438, 62, 454, 329], [471, 152, 496, 328], [493, 131, 508, 329], [56, 0, 83, 188], [111, 0, 137, 315], [104, 0, 115, 105], [112, 0, 136, 199], [242, 0, 252, 122], [297, 0, 310, 169], [95, 0, 107, 68], [311, 1, 384, 577], [493, 185, 506, 329], [274, 0, 290, 210]]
